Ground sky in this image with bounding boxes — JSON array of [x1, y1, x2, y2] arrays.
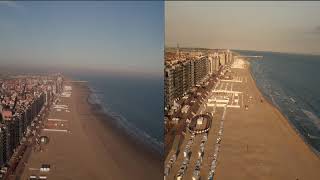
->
[[0, 1, 164, 76], [166, 1, 320, 55]]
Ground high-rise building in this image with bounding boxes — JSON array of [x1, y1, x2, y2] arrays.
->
[[165, 59, 195, 108], [219, 53, 226, 66], [172, 64, 184, 102], [193, 57, 209, 85], [5, 121, 15, 164], [26, 106, 32, 129], [165, 50, 233, 108], [0, 126, 7, 167], [15, 115, 23, 143], [208, 56, 219, 75], [164, 68, 173, 109], [182, 60, 193, 93]]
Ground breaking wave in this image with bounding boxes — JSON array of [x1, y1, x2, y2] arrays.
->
[[88, 86, 164, 155]]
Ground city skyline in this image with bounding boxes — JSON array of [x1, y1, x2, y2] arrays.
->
[[166, 1, 320, 55], [0, 1, 164, 76]]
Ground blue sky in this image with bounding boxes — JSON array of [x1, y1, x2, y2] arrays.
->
[[0, 1, 164, 76], [166, 1, 320, 55]]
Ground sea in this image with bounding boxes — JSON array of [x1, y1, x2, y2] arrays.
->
[[236, 50, 320, 154], [67, 72, 164, 155]]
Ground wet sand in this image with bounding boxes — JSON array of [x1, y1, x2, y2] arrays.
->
[[20, 82, 162, 180]]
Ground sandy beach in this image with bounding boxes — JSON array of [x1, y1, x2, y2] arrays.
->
[[165, 59, 320, 180], [20, 81, 162, 180], [211, 61, 320, 180]]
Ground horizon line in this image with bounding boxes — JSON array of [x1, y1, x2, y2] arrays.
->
[[164, 45, 320, 56]]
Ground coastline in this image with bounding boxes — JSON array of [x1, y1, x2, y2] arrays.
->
[[248, 62, 320, 157], [75, 82, 163, 179], [86, 86, 163, 155], [210, 59, 320, 180]]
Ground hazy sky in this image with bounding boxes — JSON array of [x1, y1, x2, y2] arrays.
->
[[166, 1, 320, 55], [0, 1, 163, 76]]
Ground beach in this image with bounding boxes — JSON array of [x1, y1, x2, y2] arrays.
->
[[165, 59, 320, 180], [211, 60, 320, 179], [20, 81, 162, 180]]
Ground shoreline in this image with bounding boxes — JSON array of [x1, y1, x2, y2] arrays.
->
[[85, 84, 163, 158], [86, 86, 164, 156], [248, 61, 320, 158], [75, 82, 163, 179]]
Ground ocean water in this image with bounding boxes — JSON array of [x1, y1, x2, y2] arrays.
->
[[68, 72, 164, 154], [236, 50, 320, 154]]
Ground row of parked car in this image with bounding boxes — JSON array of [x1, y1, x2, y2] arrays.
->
[[174, 135, 195, 180], [207, 111, 225, 180], [183, 135, 195, 158], [164, 153, 177, 176], [192, 133, 208, 180]]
